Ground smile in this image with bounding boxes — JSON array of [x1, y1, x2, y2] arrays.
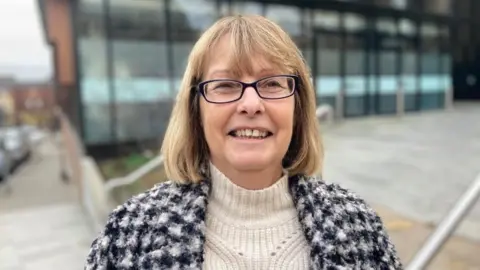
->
[[228, 128, 273, 139]]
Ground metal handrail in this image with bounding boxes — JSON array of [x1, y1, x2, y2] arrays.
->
[[104, 155, 164, 193], [406, 172, 480, 270], [103, 105, 334, 193]]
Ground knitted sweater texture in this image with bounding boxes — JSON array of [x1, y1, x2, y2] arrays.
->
[[203, 164, 309, 269]]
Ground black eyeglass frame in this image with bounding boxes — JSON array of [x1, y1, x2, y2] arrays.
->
[[193, 75, 299, 104]]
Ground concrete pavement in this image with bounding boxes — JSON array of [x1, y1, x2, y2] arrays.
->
[[376, 205, 480, 270], [322, 102, 480, 269], [0, 137, 93, 270], [323, 103, 480, 241], [0, 140, 77, 211]]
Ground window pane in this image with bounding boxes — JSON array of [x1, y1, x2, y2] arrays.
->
[[377, 18, 397, 94], [232, 1, 263, 15], [420, 23, 442, 109], [317, 34, 342, 93], [345, 34, 367, 116], [171, 0, 217, 90], [108, 0, 170, 142], [344, 13, 366, 33], [399, 19, 418, 111], [77, 0, 112, 144], [453, 0, 471, 18], [439, 26, 452, 92], [313, 10, 340, 31], [265, 4, 301, 37], [313, 32, 341, 112], [373, 0, 420, 10], [423, 0, 452, 15], [398, 18, 416, 37], [265, 5, 310, 77], [308, 10, 342, 109]]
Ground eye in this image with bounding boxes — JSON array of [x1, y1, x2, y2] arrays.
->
[[265, 81, 282, 87], [258, 78, 287, 91], [204, 81, 241, 95], [213, 82, 237, 89]]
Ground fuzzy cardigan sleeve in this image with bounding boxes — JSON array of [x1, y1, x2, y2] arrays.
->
[[84, 182, 209, 270], [84, 189, 161, 270], [353, 204, 403, 269], [291, 179, 403, 269], [84, 201, 128, 270]]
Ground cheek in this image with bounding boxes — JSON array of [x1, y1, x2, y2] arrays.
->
[[200, 102, 227, 142], [279, 98, 295, 130], [269, 98, 295, 140]]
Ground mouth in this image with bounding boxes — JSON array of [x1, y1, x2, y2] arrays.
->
[[227, 128, 273, 139]]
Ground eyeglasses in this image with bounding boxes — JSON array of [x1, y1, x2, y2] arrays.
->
[[194, 75, 298, 104]]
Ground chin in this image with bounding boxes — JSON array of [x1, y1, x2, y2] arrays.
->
[[226, 154, 273, 171]]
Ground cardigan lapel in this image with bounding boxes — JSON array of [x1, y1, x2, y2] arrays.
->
[[289, 174, 325, 269], [146, 180, 211, 269]]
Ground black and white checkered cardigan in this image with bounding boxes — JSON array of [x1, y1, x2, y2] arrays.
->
[[85, 174, 403, 269]]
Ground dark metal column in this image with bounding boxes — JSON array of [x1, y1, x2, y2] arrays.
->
[[68, 0, 85, 139], [165, 0, 175, 97], [104, 0, 117, 146]]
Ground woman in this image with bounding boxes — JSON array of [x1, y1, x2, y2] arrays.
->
[[85, 15, 403, 269]]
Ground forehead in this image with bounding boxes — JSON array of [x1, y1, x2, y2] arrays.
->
[[203, 34, 289, 80]]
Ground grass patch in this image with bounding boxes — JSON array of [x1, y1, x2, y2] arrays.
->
[[98, 153, 153, 179], [97, 153, 170, 204]]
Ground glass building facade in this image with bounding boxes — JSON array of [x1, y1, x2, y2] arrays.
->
[[72, 0, 476, 148]]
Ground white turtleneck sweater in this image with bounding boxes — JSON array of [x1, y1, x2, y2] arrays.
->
[[203, 164, 310, 269]]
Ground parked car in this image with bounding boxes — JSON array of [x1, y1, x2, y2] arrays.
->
[[0, 127, 31, 168], [0, 138, 13, 183], [20, 125, 46, 146]]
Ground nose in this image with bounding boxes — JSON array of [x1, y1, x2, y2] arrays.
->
[[237, 86, 265, 116]]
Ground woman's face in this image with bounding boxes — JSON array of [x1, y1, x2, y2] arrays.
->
[[199, 35, 295, 176]]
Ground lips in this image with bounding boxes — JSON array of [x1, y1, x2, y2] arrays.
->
[[228, 128, 273, 139]]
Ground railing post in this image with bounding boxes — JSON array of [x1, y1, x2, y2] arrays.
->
[[406, 173, 480, 270], [444, 86, 453, 111], [335, 89, 344, 120], [396, 84, 405, 117], [316, 105, 334, 124]]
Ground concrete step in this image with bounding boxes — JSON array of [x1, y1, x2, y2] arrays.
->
[[0, 203, 93, 270]]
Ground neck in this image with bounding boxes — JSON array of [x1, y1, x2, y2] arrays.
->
[[207, 162, 296, 227], [209, 160, 283, 190]]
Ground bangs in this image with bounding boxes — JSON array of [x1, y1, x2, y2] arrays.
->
[[192, 15, 299, 81]]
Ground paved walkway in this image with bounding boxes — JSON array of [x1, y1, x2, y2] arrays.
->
[[322, 102, 480, 269], [0, 137, 93, 270]]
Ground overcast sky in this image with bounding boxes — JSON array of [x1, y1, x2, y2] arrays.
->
[[0, 0, 51, 82]]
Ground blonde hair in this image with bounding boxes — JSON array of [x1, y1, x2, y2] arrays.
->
[[161, 15, 323, 183]]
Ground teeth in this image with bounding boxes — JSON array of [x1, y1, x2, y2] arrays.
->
[[233, 129, 268, 138]]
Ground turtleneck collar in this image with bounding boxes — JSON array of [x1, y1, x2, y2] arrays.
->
[[207, 162, 297, 228]]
